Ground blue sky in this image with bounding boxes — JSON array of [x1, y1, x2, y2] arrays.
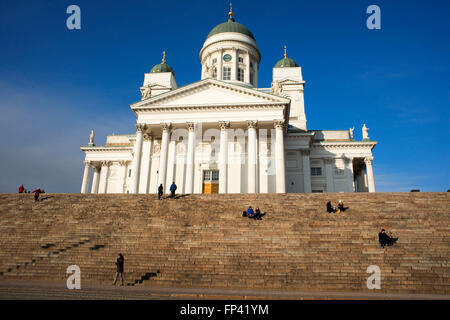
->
[[0, 0, 449, 193]]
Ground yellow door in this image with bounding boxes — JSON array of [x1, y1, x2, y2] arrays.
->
[[203, 170, 219, 194], [203, 183, 212, 194]]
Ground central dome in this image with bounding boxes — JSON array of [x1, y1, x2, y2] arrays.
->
[[207, 17, 255, 40]]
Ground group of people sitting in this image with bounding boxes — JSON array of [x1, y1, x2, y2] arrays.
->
[[242, 206, 264, 220], [19, 184, 45, 202], [326, 200, 348, 214]]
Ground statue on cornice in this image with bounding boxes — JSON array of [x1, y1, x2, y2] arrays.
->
[[271, 81, 281, 95], [140, 86, 151, 100], [89, 130, 95, 145], [349, 127, 354, 140], [362, 124, 370, 140]]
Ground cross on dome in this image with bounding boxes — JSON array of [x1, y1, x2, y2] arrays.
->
[[228, 3, 234, 21]]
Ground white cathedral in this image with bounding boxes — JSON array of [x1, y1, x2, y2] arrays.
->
[[80, 5, 377, 195]]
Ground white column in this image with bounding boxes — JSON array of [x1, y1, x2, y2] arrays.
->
[[118, 161, 128, 194], [301, 150, 312, 193], [165, 139, 176, 193], [98, 161, 111, 194], [91, 165, 100, 194], [247, 121, 258, 193], [231, 48, 237, 81], [219, 121, 230, 193], [345, 157, 355, 192], [157, 123, 171, 188], [139, 133, 153, 193], [245, 51, 250, 84], [131, 123, 146, 194], [325, 158, 334, 193], [218, 49, 223, 80], [81, 160, 91, 194], [185, 122, 196, 194], [274, 120, 286, 193], [365, 156, 376, 192]]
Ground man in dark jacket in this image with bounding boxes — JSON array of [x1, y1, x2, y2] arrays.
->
[[326, 201, 336, 213], [379, 229, 398, 248], [169, 182, 177, 198], [113, 253, 125, 286], [158, 184, 164, 200]]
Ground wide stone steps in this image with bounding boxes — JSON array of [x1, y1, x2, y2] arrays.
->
[[0, 193, 449, 294]]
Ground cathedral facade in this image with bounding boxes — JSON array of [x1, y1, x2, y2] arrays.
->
[[80, 6, 377, 195]]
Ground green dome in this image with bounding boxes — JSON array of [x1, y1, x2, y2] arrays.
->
[[207, 18, 255, 40], [274, 57, 299, 68], [150, 63, 174, 74]]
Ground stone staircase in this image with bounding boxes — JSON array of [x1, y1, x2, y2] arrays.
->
[[0, 193, 449, 295]]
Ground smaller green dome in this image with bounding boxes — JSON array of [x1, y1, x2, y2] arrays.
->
[[150, 63, 174, 74], [150, 51, 174, 74], [274, 46, 299, 68], [274, 57, 298, 68]]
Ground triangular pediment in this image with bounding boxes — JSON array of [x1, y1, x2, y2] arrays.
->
[[131, 79, 290, 109]]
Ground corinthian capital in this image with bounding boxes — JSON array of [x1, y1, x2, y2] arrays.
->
[[83, 160, 91, 167], [219, 121, 231, 130], [186, 122, 195, 132], [161, 122, 171, 132], [324, 157, 334, 165], [143, 132, 152, 141], [300, 150, 310, 156], [364, 156, 374, 165], [273, 120, 285, 129], [101, 160, 111, 167], [135, 123, 147, 133], [247, 120, 258, 129]]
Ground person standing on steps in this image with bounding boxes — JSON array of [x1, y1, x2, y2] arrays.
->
[[170, 181, 177, 199], [158, 184, 164, 200], [113, 253, 125, 286], [19, 184, 24, 193]]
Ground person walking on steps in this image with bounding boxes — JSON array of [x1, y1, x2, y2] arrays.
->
[[158, 184, 164, 200], [170, 182, 177, 199], [113, 253, 125, 286]]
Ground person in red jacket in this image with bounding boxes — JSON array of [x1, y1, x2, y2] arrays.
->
[[32, 188, 45, 202], [19, 185, 24, 193]]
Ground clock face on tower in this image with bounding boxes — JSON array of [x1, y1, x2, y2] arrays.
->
[[223, 54, 232, 62]]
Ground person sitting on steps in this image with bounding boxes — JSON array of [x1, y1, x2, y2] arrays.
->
[[32, 188, 45, 202], [247, 206, 254, 218], [337, 200, 348, 213], [378, 229, 398, 248], [326, 201, 336, 213], [254, 207, 265, 220]]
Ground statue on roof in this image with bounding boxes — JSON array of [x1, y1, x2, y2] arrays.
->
[[362, 124, 370, 140], [349, 127, 354, 140], [140, 86, 151, 100], [89, 130, 95, 145], [271, 80, 281, 95]]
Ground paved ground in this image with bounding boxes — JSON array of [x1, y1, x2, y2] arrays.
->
[[0, 280, 448, 300]]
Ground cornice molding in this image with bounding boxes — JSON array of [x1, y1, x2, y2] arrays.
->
[[80, 146, 133, 152]]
